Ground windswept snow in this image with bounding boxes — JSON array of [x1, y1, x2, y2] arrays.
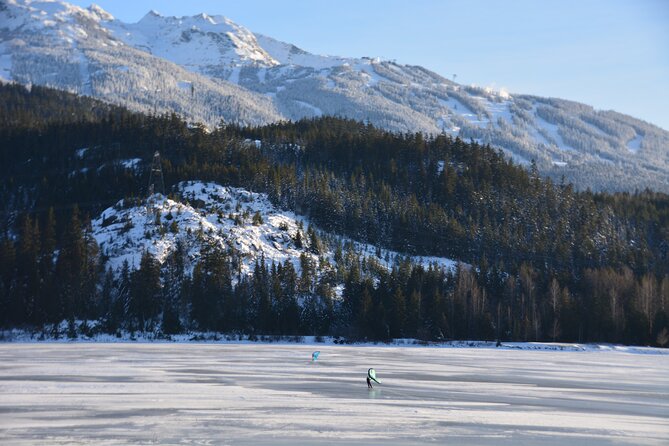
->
[[0, 343, 667, 445]]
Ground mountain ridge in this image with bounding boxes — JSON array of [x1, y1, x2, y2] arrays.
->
[[1, 0, 668, 192]]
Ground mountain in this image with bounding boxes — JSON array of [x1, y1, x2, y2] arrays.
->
[[1, 82, 668, 345], [0, 0, 282, 126], [1, 0, 669, 192], [91, 181, 455, 280]]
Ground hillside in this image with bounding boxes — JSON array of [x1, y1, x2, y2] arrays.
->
[[1, 84, 668, 345], [1, 0, 668, 192], [92, 181, 455, 278]]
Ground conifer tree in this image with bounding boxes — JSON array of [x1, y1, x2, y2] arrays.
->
[[129, 252, 161, 331]]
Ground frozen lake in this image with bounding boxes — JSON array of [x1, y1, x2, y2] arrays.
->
[[0, 343, 668, 445]]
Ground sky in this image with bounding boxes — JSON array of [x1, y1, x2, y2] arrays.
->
[[67, 0, 669, 130]]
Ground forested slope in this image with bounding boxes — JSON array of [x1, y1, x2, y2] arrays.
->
[[1, 84, 667, 345]]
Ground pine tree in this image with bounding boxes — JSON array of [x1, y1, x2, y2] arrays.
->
[[56, 206, 86, 323], [129, 252, 161, 331], [0, 238, 16, 326], [38, 208, 57, 323], [161, 247, 186, 334], [389, 287, 406, 338], [15, 216, 40, 324]]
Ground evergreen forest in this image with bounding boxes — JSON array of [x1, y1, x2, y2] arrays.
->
[[1, 83, 668, 345]]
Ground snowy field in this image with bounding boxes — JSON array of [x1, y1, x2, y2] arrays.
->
[[0, 344, 668, 445]]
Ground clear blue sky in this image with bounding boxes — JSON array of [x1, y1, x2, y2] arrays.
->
[[69, 0, 669, 130]]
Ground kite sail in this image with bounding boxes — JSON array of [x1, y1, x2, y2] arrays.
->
[[312, 351, 320, 361], [368, 368, 380, 384]]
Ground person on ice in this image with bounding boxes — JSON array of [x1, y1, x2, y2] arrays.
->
[[367, 368, 380, 389]]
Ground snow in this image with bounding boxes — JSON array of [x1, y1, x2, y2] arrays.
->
[[91, 181, 458, 282], [0, 48, 12, 82], [74, 41, 91, 95], [441, 96, 512, 129], [68, 166, 88, 177], [354, 60, 386, 87], [227, 65, 240, 84], [105, 9, 279, 75], [594, 153, 615, 165], [292, 99, 323, 117], [176, 79, 191, 89], [438, 96, 475, 119], [256, 34, 349, 69], [485, 98, 513, 124], [438, 97, 490, 126], [2, 0, 107, 44], [75, 147, 88, 158], [347, 239, 457, 273], [119, 158, 141, 170], [627, 133, 642, 154], [91, 181, 317, 275], [532, 107, 576, 152], [500, 148, 531, 166], [0, 343, 667, 445], [256, 67, 266, 83], [88, 4, 114, 22]]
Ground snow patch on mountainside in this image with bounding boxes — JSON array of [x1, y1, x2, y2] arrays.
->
[[91, 181, 458, 281], [2, 0, 112, 43], [627, 133, 642, 154], [291, 99, 323, 117], [92, 183, 309, 276], [106, 10, 279, 74], [533, 112, 575, 152], [255, 34, 348, 69]]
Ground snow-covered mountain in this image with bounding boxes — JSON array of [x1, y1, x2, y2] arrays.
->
[[2, 0, 669, 192], [0, 0, 282, 125], [91, 181, 457, 286]]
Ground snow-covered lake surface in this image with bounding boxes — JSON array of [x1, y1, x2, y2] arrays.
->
[[0, 344, 667, 445]]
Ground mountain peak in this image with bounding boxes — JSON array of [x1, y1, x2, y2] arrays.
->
[[139, 9, 163, 21], [88, 3, 113, 21], [195, 12, 215, 24], [117, 8, 279, 69]]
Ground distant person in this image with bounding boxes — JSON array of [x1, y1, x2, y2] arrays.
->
[[367, 368, 380, 389]]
